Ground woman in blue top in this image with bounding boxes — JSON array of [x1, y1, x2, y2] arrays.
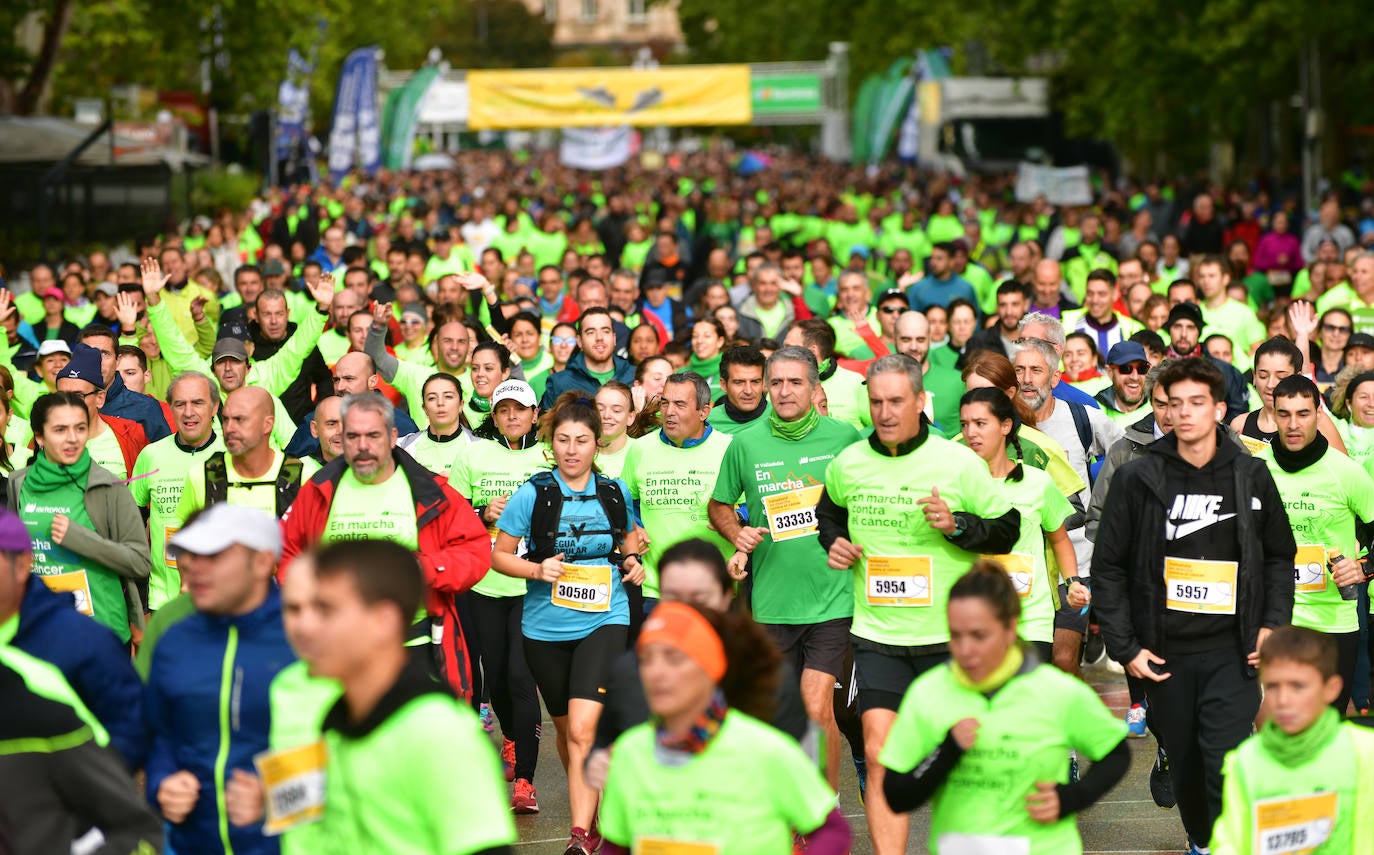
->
[[492, 392, 646, 855]]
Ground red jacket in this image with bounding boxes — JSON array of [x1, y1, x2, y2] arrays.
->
[[278, 447, 491, 698], [99, 414, 148, 479]]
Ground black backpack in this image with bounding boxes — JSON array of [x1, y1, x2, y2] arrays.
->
[[525, 470, 630, 563], [203, 451, 305, 518]]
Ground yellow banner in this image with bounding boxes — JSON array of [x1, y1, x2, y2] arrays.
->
[[467, 66, 752, 130]]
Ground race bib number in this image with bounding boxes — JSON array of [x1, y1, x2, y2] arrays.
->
[[936, 832, 1030, 855], [1293, 545, 1329, 593], [40, 571, 93, 617], [984, 553, 1035, 599], [253, 740, 327, 836], [1164, 556, 1238, 615], [164, 526, 179, 569], [762, 485, 823, 542], [1240, 435, 1271, 455], [551, 563, 612, 612], [865, 555, 933, 607], [636, 839, 721, 855], [1252, 790, 1337, 855]]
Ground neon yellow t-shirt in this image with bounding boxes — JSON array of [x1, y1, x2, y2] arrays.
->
[[321, 469, 420, 550]]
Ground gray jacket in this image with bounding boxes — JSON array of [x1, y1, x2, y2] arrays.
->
[[7, 460, 153, 630]]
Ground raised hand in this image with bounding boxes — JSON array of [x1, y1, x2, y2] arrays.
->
[[190, 295, 208, 324], [114, 291, 139, 331], [141, 257, 170, 302], [306, 271, 336, 310]]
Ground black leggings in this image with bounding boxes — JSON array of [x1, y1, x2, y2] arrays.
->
[[469, 593, 541, 782], [1329, 630, 1360, 714]]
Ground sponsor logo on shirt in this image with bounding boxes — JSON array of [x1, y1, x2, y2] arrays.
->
[[1165, 493, 1236, 540]]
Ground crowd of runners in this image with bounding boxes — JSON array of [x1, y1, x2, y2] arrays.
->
[[4, 150, 1374, 854]]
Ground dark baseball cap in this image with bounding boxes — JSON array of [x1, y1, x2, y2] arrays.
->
[[212, 338, 249, 363], [1166, 302, 1204, 330], [1346, 333, 1374, 353], [1105, 341, 1149, 366]]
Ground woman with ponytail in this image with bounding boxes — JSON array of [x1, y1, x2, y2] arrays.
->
[[880, 563, 1128, 854], [598, 597, 850, 855], [958, 387, 1087, 662]]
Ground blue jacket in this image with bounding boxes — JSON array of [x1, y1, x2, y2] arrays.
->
[[9, 578, 147, 770], [102, 373, 171, 442], [145, 588, 294, 855], [539, 350, 636, 410]]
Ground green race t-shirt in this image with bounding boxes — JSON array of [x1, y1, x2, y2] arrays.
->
[[320, 694, 516, 855], [823, 435, 1013, 646], [86, 427, 127, 480], [1201, 298, 1267, 359], [985, 467, 1074, 644], [450, 441, 549, 598], [131, 434, 226, 610], [622, 429, 734, 598], [268, 661, 342, 855], [400, 431, 474, 478], [595, 438, 632, 480], [1261, 447, 1374, 634], [821, 364, 872, 432], [321, 469, 420, 550], [711, 417, 860, 624], [176, 449, 317, 522], [879, 662, 1125, 854], [600, 711, 834, 855]]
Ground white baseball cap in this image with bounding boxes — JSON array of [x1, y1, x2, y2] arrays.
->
[[490, 379, 537, 409], [38, 340, 72, 358], [169, 503, 282, 559]]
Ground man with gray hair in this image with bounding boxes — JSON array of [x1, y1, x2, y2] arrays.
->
[[1018, 310, 1103, 411], [1013, 336, 1124, 676], [279, 391, 491, 699], [708, 346, 862, 790]]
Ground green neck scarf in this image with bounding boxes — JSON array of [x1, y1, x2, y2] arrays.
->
[[1259, 706, 1341, 768], [28, 448, 92, 491], [769, 406, 820, 441], [470, 394, 491, 415], [951, 645, 1024, 694]]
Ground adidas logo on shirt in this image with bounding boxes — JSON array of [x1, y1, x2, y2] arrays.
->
[[1165, 494, 1236, 540]]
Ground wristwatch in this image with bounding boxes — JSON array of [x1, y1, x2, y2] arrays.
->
[[947, 514, 968, 538]]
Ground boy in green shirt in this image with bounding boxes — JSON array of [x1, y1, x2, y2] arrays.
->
[[1212, 625, 1374, 854]]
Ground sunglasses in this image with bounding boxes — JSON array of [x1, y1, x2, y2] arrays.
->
[[879, 305, 906, 314], [1114, 362, 1149, 375], [551, 336, 577, 346], [1323, 324, 1353, 334]]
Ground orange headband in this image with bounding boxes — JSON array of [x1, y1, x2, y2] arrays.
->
[[636, 601, 727, 682]]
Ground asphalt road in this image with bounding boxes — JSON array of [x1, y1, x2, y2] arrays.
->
[[495, 659, 1194, 855]]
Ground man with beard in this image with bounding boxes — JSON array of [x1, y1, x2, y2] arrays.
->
[[1163, 301, 1249, 421], [1095, 342, 1153, 426], [967, 281, 1029, 360]]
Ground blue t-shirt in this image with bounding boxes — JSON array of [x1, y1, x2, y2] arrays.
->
[[498, 469, 632, 642], [906, 274, 977, 313]]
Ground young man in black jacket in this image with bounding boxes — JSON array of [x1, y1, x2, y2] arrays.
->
[[1092, 357, 1295, 855]]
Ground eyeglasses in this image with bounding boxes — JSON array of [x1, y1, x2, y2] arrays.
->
[[1323, 324, 1353, 334], [399, 318, 425, 326], [69, 388, 101, 400], [1114, 362, 1149, 375], [551, 336, 577, 346]]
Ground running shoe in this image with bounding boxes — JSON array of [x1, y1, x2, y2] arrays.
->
[[586, 816, 604, 853], [564, 827, 593, 855], [1151, 747, 1176, 809], [1126, 703, 1148, 738], [852, 755, 867, 802], [512, 778, 539, 814], [1185, 843, 1211, 855], [479, 702, 495, 733], [501, 737, 516, 782]]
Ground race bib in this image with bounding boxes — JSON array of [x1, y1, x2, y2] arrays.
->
[[40, 571, 93, 617], [551, 563, 612, 612], [762, 485, 823, 542], [1293, 545, 1330, 594], [636, 839, 721, 855], [1164, 556, 1238, 615], [164, 526, 179, 569], [865, 555, 933, 607], [984, 553, 1035, 599], [936, 832, 1030, 855], [1253, 790, 1337, 855], [1240, 436, 1271, 455], [253, 740, 327, 836]]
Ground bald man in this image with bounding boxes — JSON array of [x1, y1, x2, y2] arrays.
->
[[175, 386, 317, 522], [318, 290, 361, 366], [284, 355, 419, 459], [1031, 258, 1077, 317], [894, 311, 965, 435]]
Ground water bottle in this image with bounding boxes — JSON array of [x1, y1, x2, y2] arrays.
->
[[1329, 553, 1360, 601]]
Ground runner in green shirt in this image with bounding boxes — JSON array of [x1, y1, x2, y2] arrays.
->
[[130, 371, 226, 611], [622, 372, 734, 600], [959, 387, 1086, 656], [395, 374, 477, 476], [708, 345, 860, 790], [303, 540, 517, 855], [593, 381, 638, 480], [880, 563, 1128, 855], [1212, 626, 1374, 855], [782, 320, 871, 431], [709, 345, 770, 435], [816, 353, 1020, 855], [1259, 375, 1374, 712]]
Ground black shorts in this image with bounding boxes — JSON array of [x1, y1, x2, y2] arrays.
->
[[1054, 582, 1089, 634], [852, 638, 948, 713], [762, 618, 852, 680], [523, 624, 629, 718]]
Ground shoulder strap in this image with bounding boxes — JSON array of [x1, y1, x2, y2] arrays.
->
[[1066, 399, 1092, 455], [275, 459, 306, 517], [525, 471, 562, 563], [204, 452, 228, 507], [592, 474, 629, 547]]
